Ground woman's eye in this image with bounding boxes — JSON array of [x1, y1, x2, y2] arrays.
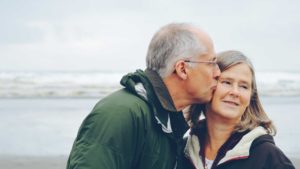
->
[[240, 85, 248, 90], [221, 81, 231, 85]]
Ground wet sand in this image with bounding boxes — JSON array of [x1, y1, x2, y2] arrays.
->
[[0, 155, 68, 169], [0, 155, 298, 169]]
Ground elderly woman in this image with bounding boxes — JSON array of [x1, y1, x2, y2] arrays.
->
[[183, 50, 295, 169]]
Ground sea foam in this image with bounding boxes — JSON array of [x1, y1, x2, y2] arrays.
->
[[0, 71, 299, 98]]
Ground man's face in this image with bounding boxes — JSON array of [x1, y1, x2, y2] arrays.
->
[[185, 47, 220, 103]]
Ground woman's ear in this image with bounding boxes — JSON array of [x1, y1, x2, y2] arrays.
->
[[174, 60, 188, 80]]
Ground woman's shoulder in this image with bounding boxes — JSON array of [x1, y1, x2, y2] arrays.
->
[[250, 134, 295, 169]]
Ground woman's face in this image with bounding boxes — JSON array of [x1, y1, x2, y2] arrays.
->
[[208, 63, 252, 123]]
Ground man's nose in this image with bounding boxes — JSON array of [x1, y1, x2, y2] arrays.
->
[[213, 66, 221, 79]]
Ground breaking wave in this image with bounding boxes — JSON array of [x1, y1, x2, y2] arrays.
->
[[0, 71, 299, 98]]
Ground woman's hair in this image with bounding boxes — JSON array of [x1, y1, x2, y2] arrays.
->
[[189, 50, 276, 135]]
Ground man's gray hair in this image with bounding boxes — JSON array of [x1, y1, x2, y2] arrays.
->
[[146, 23, 207, 77]]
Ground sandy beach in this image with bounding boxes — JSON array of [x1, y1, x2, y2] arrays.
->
[[0, 155, 298, 169], [0, 155, 68, 169]]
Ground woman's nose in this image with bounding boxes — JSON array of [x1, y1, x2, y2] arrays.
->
[[229, 85, 240, 97]]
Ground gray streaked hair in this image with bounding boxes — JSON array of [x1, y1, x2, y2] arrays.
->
[[146, 23, 207, 77], [217, 50, 276, 135], [189, 50, 276, 135]]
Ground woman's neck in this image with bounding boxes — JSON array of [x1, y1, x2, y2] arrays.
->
[[204, 115, 236, 160]]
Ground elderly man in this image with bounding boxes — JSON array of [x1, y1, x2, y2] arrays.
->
[[67, 23, 220, 169]]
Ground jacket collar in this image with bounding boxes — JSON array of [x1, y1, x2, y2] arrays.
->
[[218, 126, 267, 165], [184, 124, 268, 169], [120, 69, 186, 134], [144, 68, 177, 112], [145, 69, 189, 139]]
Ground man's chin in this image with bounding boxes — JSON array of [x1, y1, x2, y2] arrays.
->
[[197, 95, 212, 104]]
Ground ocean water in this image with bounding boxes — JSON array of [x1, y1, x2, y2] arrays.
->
[[0, 71, 123, 98], [261, 97, 300, 158], [0, 97, 299, 159], [0, 71, 300, 98], [0, 71, 300, 159], [0, 98, 97, 156]]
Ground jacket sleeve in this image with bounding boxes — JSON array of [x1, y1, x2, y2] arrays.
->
[[67, 105, 146, 169]]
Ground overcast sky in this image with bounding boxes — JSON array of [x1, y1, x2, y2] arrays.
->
[[1, 0, 299, 72]]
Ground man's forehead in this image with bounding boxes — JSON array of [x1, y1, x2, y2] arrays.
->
[[198, 52, 216, 60]]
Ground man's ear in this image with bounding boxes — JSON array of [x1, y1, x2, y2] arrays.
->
[[174, 60, 188, 80]]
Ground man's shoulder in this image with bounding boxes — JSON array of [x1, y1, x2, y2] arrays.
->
[[96, 88, 148, 107], [91, 88, 152, 119]]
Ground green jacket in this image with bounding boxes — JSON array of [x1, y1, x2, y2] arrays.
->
[[67, 69, 189, 169]]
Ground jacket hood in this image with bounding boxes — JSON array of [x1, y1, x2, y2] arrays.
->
[[120, 69, 177, 112], [218, 126, 268, 165], [120, 69, 150, 100], [120, 69, 188, 136], [120, 69, 190, 168], [250, 134, 275, 149]]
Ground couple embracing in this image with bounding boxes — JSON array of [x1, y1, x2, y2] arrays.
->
[[67, 23, 295, 169]]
